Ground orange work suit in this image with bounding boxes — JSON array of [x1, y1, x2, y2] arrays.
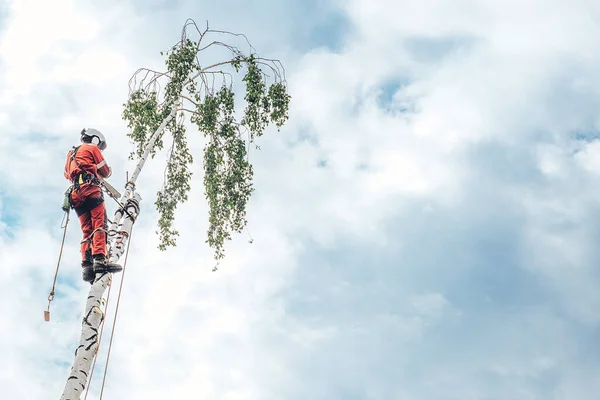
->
[[64, 143, 112, 264]]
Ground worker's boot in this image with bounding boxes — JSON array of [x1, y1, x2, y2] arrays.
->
[[92, 254, 123, 274], [81, 261, 95, 284]]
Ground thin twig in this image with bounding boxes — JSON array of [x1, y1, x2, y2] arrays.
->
[[181, 95, 199, 107], [176, 107, 198, 114]]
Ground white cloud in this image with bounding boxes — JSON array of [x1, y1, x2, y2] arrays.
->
[[0, 0, 101, 93], [575, 140, 600, 174], [2, 0, 600, 398]]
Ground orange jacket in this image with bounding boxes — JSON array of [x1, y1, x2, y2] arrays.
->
[[64, 144, 112, 203], [64, 143, 111, 182]]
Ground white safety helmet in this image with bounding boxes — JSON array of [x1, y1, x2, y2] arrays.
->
[[80, 128, 107, 151]]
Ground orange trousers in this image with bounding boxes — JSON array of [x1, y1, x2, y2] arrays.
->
[[78, 202, 108, 262], [70, 183, 108, 263]]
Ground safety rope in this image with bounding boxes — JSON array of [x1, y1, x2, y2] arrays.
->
[[45, 210, 70, 322], [80, 227, 108, 244], [106, 192, 136, 221]]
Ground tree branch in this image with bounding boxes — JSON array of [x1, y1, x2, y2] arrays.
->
[[180, 95, 199, 107]]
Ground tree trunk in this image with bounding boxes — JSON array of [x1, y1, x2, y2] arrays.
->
[[58, 273, 111, 399]]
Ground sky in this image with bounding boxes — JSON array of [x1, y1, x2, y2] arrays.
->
[[1, 0, 600, 399]]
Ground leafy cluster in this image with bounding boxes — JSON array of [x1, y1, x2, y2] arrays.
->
[[121, 23, 291, 262], [122, 90, 163, 160]]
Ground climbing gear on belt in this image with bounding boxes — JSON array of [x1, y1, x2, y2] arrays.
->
[[62, 186, 73, 212], [76, 172, 101, 186]]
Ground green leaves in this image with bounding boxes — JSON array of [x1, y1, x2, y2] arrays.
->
[[200, 87, 254, 260], [122, 22, 291, 263], [122, 90, 163, 160], [240, 57, 292, 142], [155, 116, 194, 251], [268, 82, 291, 129], [164, 38, 198, 105]]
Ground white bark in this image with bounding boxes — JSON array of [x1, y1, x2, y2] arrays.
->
[[107, 193, 142, 264], [58, 274, 112, 400], [128, 106, 178, 188]]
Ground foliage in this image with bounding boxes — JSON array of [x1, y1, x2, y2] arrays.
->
[[121, 20, 291, 262]]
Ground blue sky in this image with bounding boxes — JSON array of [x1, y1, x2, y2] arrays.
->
[[2, 0, 600, 399]]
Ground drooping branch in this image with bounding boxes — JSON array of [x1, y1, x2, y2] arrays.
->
[[122, 18, 291, 263], [181, 94, 199, 107]]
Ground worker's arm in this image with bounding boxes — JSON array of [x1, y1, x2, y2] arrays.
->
[[64, 150, 73, 180], [91, 146, 112, 178]]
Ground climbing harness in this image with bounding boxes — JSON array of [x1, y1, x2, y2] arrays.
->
[[69, 144, 121, 198], [45, 209, 70, 322], [67, 145, 133, 221], [69, 145, 102, 185], [62, 145, 100, 213]]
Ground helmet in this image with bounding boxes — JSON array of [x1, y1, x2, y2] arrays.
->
[[80, 128, 107, 151]]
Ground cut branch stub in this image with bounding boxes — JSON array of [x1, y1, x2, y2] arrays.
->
[[121, 19, 291, 263]]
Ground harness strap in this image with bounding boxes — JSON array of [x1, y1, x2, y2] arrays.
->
[[76, 173, 101, 186], [80, 227, 109, 244], [69, 145, 101, 191]]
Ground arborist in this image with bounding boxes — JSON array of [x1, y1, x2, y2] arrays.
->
[[64, 128, 123, 283]]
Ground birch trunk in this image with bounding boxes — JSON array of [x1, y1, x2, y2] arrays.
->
[[58, 274, 112, 399]]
